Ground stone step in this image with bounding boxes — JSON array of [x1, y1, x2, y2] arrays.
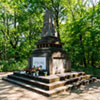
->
[[14, 72, 60, 83], [2, 77, 72, 96], [72, 77, 97, 88], [7, 74, 90, 90], [58, 72, 85, 80], [65, 75, 92, 85], [3, 77, 96, 96], [14, 71, 85, 83], [8, 74, 65, 90]]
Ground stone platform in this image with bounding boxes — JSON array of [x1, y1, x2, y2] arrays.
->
[[2, 72, 97, 96]]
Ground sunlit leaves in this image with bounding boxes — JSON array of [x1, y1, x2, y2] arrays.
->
[[0, 0, 100, 67]]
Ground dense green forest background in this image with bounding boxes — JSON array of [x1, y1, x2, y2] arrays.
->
[[0, 0, 100, 76]]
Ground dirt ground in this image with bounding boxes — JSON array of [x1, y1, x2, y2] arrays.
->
[[0, 72, 100, 100]]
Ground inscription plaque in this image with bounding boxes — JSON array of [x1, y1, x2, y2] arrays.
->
[[32, 57, 46, 69]]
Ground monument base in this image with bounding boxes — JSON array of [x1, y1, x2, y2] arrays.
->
[[3, 71, 97, 96], [29, 47, 71, 75]]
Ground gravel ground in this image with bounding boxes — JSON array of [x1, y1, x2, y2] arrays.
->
[[0, 72, 100, 100]]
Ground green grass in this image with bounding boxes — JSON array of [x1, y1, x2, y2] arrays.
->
[[72, 65, 100, 77]]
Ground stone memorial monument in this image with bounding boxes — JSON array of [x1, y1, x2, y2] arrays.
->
[[3, 10, 97, 97], [28, 10, 71, 75]]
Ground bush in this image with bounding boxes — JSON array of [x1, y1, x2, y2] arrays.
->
[[72, 65, 100, 77], [0, 60, 28, 72]]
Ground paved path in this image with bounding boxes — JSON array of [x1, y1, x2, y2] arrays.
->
[[0, 72, 100, 100]]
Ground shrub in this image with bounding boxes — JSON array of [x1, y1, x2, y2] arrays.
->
[[0, 60, 27, 72]]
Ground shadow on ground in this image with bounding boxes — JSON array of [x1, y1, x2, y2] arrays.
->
[[0, 72, 49, 100], [50, 80, 100, 100], [0, 72, 100, 100]]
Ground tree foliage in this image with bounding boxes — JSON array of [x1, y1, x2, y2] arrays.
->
[[0, 0, 100, 71]]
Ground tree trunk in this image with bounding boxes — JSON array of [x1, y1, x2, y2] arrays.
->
[[79, 33, 87, 67], [90, 2, 96, 67], [3, 9, 7, 60], [29, 17, 32, 44]]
